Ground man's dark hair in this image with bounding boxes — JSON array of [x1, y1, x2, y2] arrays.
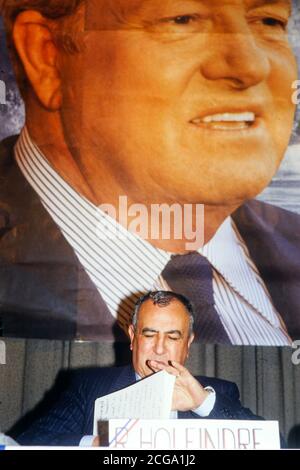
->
[[132, 291, 194, 336], [1, 0, 83, 19]]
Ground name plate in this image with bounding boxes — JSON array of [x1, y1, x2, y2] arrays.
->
[[102, 419, 280, 450]]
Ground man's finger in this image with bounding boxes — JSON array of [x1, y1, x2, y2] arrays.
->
[[146, 360, 157, 373], [168, 360, 189, 376], [148, 360, 179, 376]]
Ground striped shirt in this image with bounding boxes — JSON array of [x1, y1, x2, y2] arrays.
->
[[15, 127, 291, 346]]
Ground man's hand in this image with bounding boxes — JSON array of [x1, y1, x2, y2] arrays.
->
[[148, 360, 209, 412], [92, 436, 100, 447]]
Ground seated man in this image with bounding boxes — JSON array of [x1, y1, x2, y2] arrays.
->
[[16, 291, 263, 447]]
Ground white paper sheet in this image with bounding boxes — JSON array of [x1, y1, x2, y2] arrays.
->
[[93, 371, 176, 434]]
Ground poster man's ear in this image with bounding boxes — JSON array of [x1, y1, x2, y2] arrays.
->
[[12, 10, 62, 110]]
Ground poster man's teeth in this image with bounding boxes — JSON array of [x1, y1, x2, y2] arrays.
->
[[192, 112, 255, 124]]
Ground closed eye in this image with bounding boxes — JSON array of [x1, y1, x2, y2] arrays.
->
[[168, 335, 181, 340]]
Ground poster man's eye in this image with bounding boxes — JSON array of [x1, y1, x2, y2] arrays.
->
[[159, 14, 200, 26], [262, 17, 287, 30], [171, 15, 196, 25]]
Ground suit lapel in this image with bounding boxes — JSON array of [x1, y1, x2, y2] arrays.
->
[[109, 366, 136, 393], [0, 137, 121, 340], [178, 411, 201, 419], [233, 200, 300, 339]]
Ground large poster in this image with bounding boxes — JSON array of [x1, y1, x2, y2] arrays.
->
[[0, 0, 299, 344]]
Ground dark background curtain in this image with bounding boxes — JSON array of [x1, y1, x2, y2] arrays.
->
[[0, 339, 299, 443]]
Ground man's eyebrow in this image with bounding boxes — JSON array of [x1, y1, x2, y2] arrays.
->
[[141, 327, 183, 337], [166, 330, 183, 337], [248, 0, 292, 13], [141, 328, 158, 334]]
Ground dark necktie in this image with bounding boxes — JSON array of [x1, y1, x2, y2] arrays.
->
[[161, 252, 230, 344]]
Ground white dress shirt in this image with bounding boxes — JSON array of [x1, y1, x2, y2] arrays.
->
[[15, 127, 291, 346]]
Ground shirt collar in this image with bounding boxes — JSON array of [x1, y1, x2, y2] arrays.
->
[[200, 217, 279, 326]]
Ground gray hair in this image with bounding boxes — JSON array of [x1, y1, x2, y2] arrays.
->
[[132, 291, 195, 337]]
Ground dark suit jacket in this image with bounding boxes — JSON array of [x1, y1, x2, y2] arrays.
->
[[16, 365, 262, 446], [1, 135, 300, 342]]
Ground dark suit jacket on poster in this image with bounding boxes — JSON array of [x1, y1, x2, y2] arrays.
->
[[1, 135, 300, 341], [15, 365, 262, 446]]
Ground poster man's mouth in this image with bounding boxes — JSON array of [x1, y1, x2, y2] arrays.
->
[[190, 111, 257, 130], [189, 103, 264, 131], [191, 111, 256, 130]]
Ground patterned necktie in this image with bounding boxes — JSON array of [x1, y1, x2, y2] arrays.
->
[[162, 252, 230, 344]]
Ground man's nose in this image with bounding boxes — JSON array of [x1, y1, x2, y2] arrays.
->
[[200, 22, 271, 89], [153, 336, 166, 355]]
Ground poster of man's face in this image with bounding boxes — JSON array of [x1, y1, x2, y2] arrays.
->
[[0, 0, 299, 345]]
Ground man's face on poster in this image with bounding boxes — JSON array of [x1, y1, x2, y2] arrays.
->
[[26, 0, 298, 206]]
